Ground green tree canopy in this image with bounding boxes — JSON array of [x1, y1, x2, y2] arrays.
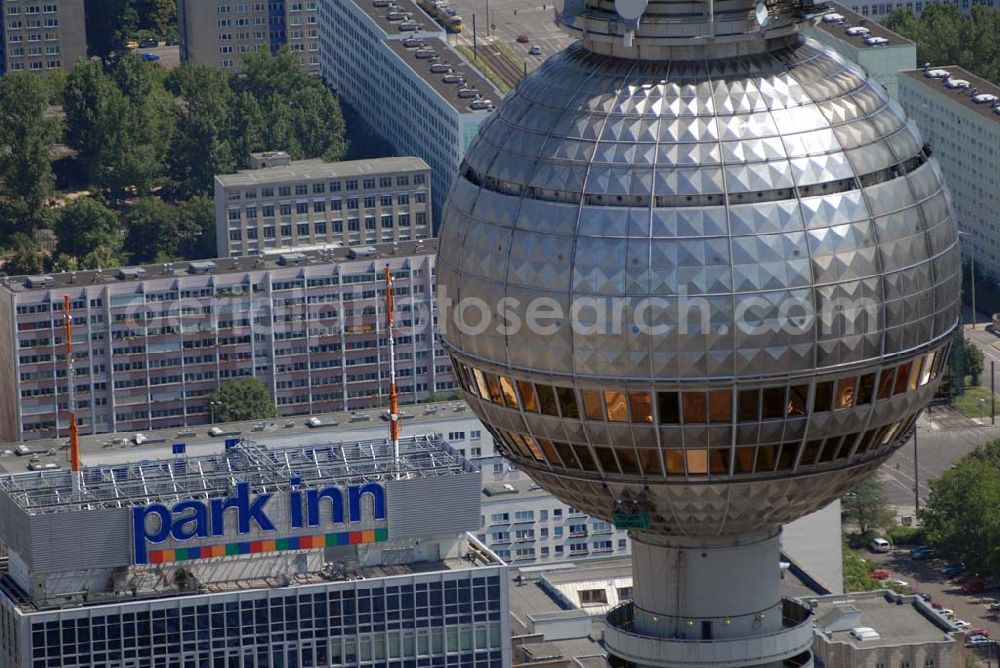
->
[[207, 378, 278, 423], [124, 196, 181, 263], [0, 73, 58, 230], [84, 0, 178, 58], [2, 233, 46, 276], [963, 338, 985, 386], [884, 4, 1000, 83], [842, 477, 895, 537], [52, 198, 125, 268], [920, 439, 1000, 575], [176, 195, 217, 260]]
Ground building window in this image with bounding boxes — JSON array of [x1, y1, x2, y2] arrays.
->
[[579, 589, 607, 606]]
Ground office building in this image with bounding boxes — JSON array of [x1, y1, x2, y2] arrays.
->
[[0, 436, 511, 667], [899, 65, 1000, 280], [808, 591, 965, 668], [806, 4, 916, 100], [437, 0, 961, 662], [0, 0, 86, 74], [215, 153, 433, 257], [177, 0, 319, 73], [843, 0, 997, 19], [0, 240, 455, 443], [318, 0, 499, 224]]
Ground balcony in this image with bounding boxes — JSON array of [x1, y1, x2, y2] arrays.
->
[[603, 599, 814, 668]]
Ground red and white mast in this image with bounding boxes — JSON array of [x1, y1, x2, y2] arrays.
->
[[385, 265, 401, 472], [63, 295, 81, 492]]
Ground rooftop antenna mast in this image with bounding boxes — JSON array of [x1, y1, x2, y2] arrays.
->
[[63, 295, 81, 493], [384, 265, 401, 476]]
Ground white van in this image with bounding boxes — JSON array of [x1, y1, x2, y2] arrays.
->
[[869, 537, 892, 553]]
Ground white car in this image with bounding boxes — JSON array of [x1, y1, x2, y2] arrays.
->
[[954, 620, 971, 630], [940, 609, 955, 617], [133, 433, 148, 445], [891, 579, 909, 588], [208, 427, 223, 437]]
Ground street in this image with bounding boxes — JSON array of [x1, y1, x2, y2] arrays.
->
[[445, 0, 574, 69]]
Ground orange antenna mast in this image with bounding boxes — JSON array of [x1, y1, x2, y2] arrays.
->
[[63, 295, 81, 491], [385, 265, 401, 472]]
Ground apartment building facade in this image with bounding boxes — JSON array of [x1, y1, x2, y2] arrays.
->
[[215, 154, 433, 257], [0, 241, 455, 442], [0, 0, 86, 74], [319, 0, 498, 224], [899, 66, 1000, 280], [177, 0, 319, 73]]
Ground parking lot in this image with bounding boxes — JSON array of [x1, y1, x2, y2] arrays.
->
[[135, 42, 181, 69], [867, 548, 1000, 664]]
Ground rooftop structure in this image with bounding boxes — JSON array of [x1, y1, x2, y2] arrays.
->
[[318, 0, 500, 226], [214, 156, 432, 257], [805, 3, 916, 99], [808, 590, 964, 667], [437, 0, 961, 665], [899, 65, 1000, 280], [0, 240, 454, 443]]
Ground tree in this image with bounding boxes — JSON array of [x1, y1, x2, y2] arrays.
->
[[884, 5, 1000, 84], [920, 439, 1000, 576], [963, 338, 985, 386], [63, 61, 131, 188], [842, 539, 882, 593], [842, 477, 895, 537], [3, 233, 46, 276], [207, 378, 278, 423], [124, 196, 180, 262], [176, 195, 217, 260], [166, 65, 236, 196], [0, 73, 58, 230], [52, 198, 124, 266]]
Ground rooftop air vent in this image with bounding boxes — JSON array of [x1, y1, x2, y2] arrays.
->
[[972, 93, 998, 104], [442, 73, 464, 83], [430, 63, 451, 73], [372, 0, 392, 6], [469, 99, 494, 111], [348, 246, 378, 259], [924, 68, 950, 79], [844, 26, 870, 36], [277, 252, 308, 266], [945, 78, 970, 89], [864, 36, 888, 46], [822, 12, 844, 22], [386, 10, 406, 20], [187, 261, 217, 275], [458, 88, 480, 98], [118, 267, 147, 280], [25, 275, 53, 288], [398, 21, 419, 31], [415, 48, 436, 59], [402, 37, 421, 48]]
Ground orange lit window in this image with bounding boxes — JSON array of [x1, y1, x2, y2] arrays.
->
[[536, 385, 559, 416], [538, 439, 562, 466], [893, 362, 911, 395], [556, 387, 580, 419], [685, 449, 708, 475], [835, 377, 856, 410], [708, 390, 732, 424], [582, 391, 604, 421], [682, 392, 707, 424], [485, 373, 503, 405], [907, 358, 922, 391], [521, 435, 545, 461], [658, 392, 680, 424], [473, 368, 490, 400], [710, 449, 730, 475], [518, 380, 539, 413], [604, 391, 629, 422], [735, 447, 755, 473], [629, 392, 653, 423], [664, 450, 684, 474], [508, 433, 533, 459], [787, 385, 808, 416], [499, 376, 519, 408], [876, 368, 895, 400]]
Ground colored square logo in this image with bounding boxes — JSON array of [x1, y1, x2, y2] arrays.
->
[[261, 540, 276, 552], [286, 537, 300, 550], [349, 531, 363, 545], [375, 528, 388, 542], [276, 538, 289, 551], [225, 543, 240, 556], [250, 541, 265, 554], [237, 542, 252, 555], [149, 551, 164, 564], [210, 545, 226, 558], [361, 530, 375, 543]]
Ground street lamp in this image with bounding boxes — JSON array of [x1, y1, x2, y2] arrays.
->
[[959, 230, 977, 329], [209, 400, 222, 424]]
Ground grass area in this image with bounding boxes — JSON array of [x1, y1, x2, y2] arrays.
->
[[954, 385, 994, 420], [455, 45, 511, 95]]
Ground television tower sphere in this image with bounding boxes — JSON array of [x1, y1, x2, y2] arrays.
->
[[438, 0, 960, 665]]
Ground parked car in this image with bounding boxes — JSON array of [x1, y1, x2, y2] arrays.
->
[[306, 417, 323, 428], [912, 547, 938, 560], [940, 609, 955, 617], [126, 40, 139, 50], [917, 593, 933, 602], [165, 38, 179, 46], [941, 563, 966, 577], [955, 620, 971, 630], [870, 568, 890, 580], [133, 433, 148, 445], [141, 53, 160, 62], [967, 635, 993, 647], [516, 34, 531, 43], [989, 600, 1000, 611], [284, 419, 296, 428], [528, 45, 542, 55], [972, 628, 990, 637], [931, 601, 944, 610], [963, 579, 986, 594], [139, 38, 158, 48], [869, 537, 892, 553], [208, 427, 224, 437], [891, 579, 910, 589]]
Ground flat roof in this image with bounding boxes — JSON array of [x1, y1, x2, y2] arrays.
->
[[384, 37, 500, 114], [482, 478, 552, 502], [808, 591, 959, 648], [0, 398, 476, 473], [216, 157, 430, 188], [900, 65, 1000, 126], [812, 3, 912, 49], [0, 435, 471, 515], [0, 238, 437, 292], [353, 0, 443, 39]]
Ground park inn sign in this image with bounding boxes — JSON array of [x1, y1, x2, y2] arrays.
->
[[131, 480, 387, 565]]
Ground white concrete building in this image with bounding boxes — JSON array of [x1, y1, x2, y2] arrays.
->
[[806, 4, 916, 100], [899, 65, 1000, 278], [318, 0, 499, 223], [842, 0, 997, 20]]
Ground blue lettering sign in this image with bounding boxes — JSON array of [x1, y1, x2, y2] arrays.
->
[[132, 481, 387, 564]]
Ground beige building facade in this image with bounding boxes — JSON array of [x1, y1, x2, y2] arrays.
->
[[0, 0, 86, 73], [177, 0, 319, 73]]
